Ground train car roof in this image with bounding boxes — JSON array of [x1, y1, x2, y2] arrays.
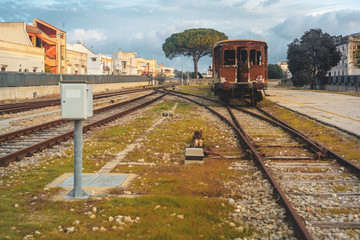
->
[[214, 39, 267, 48]]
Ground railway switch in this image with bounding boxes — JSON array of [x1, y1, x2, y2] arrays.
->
[[185, 130, 204, 164]]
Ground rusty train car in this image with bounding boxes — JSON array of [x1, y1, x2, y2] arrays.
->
[[211, 40, 268, 105]]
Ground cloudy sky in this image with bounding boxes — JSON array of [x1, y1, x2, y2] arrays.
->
[[1, 0, 360, 72]]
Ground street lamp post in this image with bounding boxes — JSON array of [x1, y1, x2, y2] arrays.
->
[[57, 32, 64, 81]]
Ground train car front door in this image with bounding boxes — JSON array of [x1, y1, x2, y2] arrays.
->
[[237, 47, 248, 83]]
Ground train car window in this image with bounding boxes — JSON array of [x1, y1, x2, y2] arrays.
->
[[224, 50, 235, 65], [257, 51, 262, 65], [250, 50, 256, 65], [250, 50, 262, 65]]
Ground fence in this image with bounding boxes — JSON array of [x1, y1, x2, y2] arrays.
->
[[323, 75, 360, 92], [0, 72, 149, 87]]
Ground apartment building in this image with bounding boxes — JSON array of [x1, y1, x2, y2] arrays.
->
[[0, 20, 173, 78], [115, 50, 137, 75], [66, 49, 87, 74], [276, 61, 292, 78], [67, 42, 104, 75], [157, 64, 174, 78], [0, 22, 44, 72], [27, 19, 66, 74], [330, 33, 360, 76]]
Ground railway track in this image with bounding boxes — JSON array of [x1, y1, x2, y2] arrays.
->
[[167, 89, 360, 240], [0, 90, 166, 167], [0, 87, 150, 114]]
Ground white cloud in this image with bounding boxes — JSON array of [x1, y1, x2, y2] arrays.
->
[[68, 28, 107, 43], [2, 0, 360, 72], [133, 32, 144, 40], [251, 27, 264, 35]]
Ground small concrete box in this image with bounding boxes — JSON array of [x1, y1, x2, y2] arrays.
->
[[185, 147, 204, 164], [61, 81, 93, 120]]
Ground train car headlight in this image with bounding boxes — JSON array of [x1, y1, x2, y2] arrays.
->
[[255, 80, 264, 90], [222, 82, 231, 90]]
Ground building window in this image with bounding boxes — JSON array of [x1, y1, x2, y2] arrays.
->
[[91, 57, 96, 61], [1, 66, 6, 71], [122, 61, 127, 69]]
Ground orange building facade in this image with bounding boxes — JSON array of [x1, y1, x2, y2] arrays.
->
[[26, 19, 65, 74]]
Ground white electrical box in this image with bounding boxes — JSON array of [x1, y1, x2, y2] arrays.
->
[[61, 82, 93, 120]]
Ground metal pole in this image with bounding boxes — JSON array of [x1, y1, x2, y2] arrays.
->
[[59, 43, 62, 81], [65, 120, 90, 199], [181, 58, 183, 86]]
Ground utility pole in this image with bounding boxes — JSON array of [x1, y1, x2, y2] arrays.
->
[[57, 32, 63, 81], [112, 52, 115, 75], [181, 57, 183, 86]]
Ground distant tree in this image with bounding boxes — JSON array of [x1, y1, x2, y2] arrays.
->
[[268, 64, 283, 79], [292, 70, 311, 87], [287, 29, 341, 89], [162, 28, 228, 78]]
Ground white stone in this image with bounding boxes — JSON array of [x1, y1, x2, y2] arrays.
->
[[92, 207, 97, 213], [109, 216, 114, 222], [177, 215, 184, 219], [66, 227, 75, 233], [73, 220, 80, 225], [92, 227, 99, 232], [100, 226, 107, 232], [124, 216, 133, 223], [90, 214, 96, 219]]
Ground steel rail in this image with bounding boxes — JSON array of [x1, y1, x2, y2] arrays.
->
[[169, 89, 360, 177], [231, 106, 327, 158], [168, 90, 313, 240], [254, 106, 360, 177], [0, 92, 165, 167], [0, 91, 157, 144], [0, 88, 148, 114], [225, 106, 313, 240]]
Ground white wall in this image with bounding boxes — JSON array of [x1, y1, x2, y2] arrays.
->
[[0, 40, 44, 72]]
